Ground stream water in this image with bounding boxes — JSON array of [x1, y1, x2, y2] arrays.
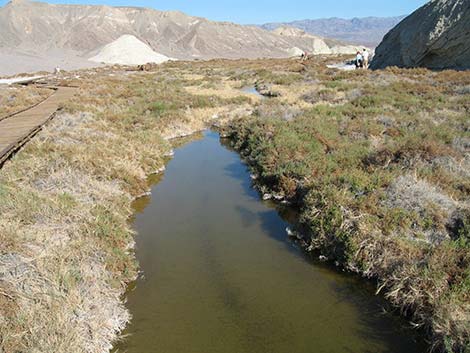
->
[[114, 131, 426, 353], [241, 86, 262, 97]]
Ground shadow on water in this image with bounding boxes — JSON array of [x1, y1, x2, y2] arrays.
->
[[220, 144, 258, 200], [114, 130, 428, 353], [223, 130, 428, 350], [218, 135, 427, 352]]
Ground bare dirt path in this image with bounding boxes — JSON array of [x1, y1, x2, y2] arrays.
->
[[0, 86, 76, 164]]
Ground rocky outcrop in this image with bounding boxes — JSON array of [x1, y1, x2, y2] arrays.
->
[[371, 0, 470, 70]]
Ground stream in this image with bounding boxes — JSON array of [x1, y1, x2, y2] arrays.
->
[[114, 131, 426, 353]]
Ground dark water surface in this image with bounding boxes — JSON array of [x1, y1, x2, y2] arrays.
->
[[114, 131, 426, 353]]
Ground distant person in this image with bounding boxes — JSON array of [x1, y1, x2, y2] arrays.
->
[[362, 49, 370, 69], [54, 66, 61, 75], [355, 51, 363, 69]]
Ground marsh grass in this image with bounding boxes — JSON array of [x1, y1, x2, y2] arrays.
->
[[0, 85, 53, 119], [219, 58, 470, 352], [0, 65, 255, 353]]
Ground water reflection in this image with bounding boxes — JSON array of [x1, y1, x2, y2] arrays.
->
[[114, 131, 426, 353]]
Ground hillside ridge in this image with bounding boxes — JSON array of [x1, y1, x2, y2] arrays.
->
[[260, 16, 406, 47], [0, 0, 365, 75]]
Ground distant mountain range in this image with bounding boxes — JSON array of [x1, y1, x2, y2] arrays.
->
[[0, 0, 402, 75], [260, 16, 406, 47], [0, 0, 368, 75]]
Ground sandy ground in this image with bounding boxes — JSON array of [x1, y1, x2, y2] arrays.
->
[[0, 49, 102, 77], [0, 75, 45, 85], [326, 62, 357, 71]]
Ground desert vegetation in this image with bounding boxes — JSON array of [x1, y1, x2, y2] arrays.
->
[[219, 58, 470, 352], [0, 85, 53, 120], [0, 57, 468, 352], [0, 67, 251, 352]]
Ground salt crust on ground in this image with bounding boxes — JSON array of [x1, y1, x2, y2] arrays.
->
[[89, 35, 171, 66]]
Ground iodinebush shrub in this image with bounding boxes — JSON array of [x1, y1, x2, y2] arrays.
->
[[223, 61, 470, 352]]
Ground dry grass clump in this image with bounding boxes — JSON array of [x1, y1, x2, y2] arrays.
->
[[301, 87, 344, 105], [383, 174, 461, 244], [0, 108, 148, 353], [255, 100, 302, 121], [0, 85, 53, 119]]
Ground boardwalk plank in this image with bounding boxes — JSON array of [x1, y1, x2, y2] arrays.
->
[[0, 86, 76, 164]]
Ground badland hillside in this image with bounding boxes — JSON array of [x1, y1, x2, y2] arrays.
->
[[0, 0, 362, 75]]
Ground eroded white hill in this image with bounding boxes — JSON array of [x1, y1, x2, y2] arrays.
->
[[89, 35, 170, 65]]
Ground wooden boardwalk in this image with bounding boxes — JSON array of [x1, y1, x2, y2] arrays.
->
[[0, 86, 76, 164]]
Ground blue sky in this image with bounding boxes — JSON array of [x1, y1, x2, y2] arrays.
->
[[1, 0, 428, 24]]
